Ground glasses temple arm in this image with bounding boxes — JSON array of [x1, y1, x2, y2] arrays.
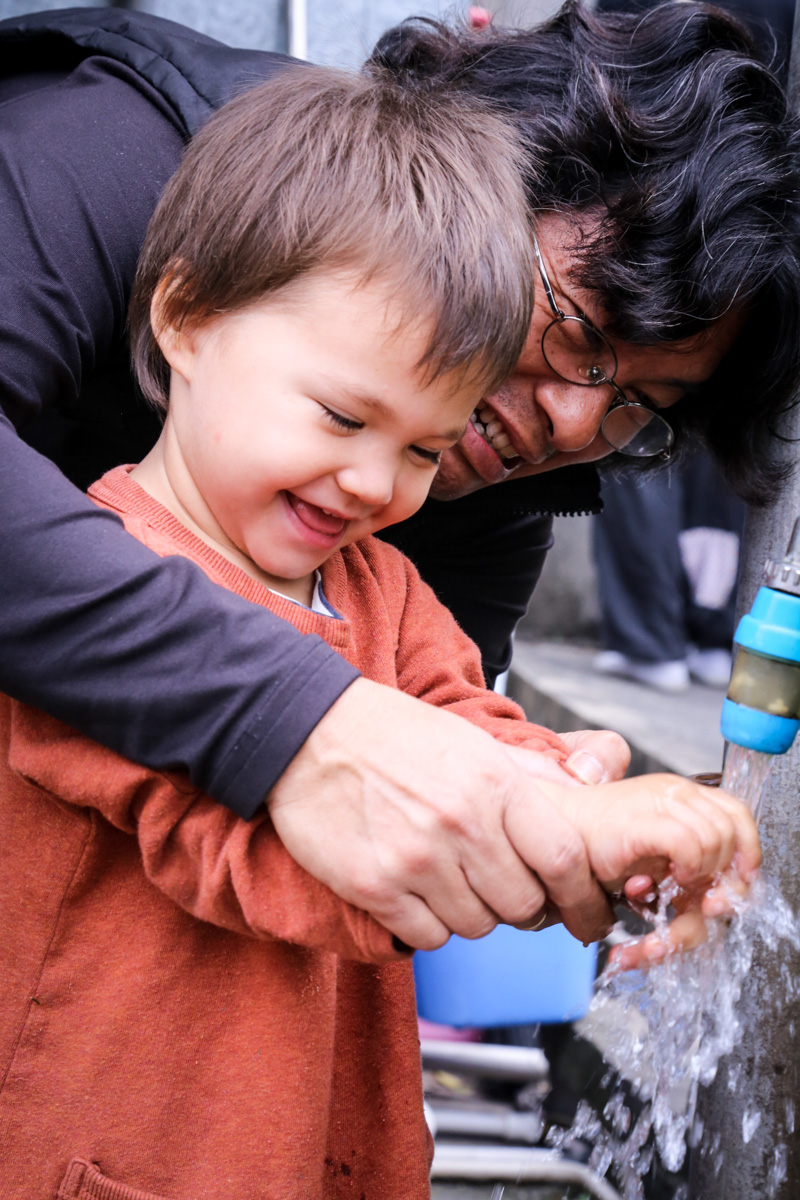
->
[[532, 233, 566, 320]]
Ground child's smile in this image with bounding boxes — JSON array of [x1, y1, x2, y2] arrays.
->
[[132, 272, 477, 605], [283, 492, 351, 548]]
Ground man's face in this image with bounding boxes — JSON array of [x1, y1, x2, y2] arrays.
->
[[431, 215, 743, 501]]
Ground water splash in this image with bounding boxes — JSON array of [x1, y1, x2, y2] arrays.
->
[[562, 874, 800, 1198], [547, 745, 800, 1196]]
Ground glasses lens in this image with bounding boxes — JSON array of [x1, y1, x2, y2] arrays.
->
[[542, 316, 617, 386], [602, 403, 674, 458]]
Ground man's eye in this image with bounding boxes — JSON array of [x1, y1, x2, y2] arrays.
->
[[323, 407, 362, 431], [412, 446, 443, 465]]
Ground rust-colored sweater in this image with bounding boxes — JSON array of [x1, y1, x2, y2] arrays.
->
[[0, 467, 568, 1200]]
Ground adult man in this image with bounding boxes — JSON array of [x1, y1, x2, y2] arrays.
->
[[0, 3, 796, 950]]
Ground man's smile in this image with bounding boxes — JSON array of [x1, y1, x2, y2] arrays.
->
[[462, 393, 555, 476], [470, 404, 519, 463]]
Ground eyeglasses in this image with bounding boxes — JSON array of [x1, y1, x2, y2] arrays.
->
[[532, 234, 674, 459]]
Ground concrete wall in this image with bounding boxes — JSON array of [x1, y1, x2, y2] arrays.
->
[[136, 0, 287, 53], [0, 0, 106, 13], [0, 0, 566, 62]]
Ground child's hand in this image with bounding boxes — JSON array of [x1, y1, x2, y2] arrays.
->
[[543, 772, 760, 892], [531, 773, 760, 956], [607, 868, 750, 970]]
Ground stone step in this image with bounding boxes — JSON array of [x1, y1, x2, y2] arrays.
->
[[509, 640, 726, 778]]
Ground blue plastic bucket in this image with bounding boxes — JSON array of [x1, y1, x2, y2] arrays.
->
[[414, 923, 597, 1027]]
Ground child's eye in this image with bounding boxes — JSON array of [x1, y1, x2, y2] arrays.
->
[[411, 446, 443, 465], [323, 407, 363, 432]]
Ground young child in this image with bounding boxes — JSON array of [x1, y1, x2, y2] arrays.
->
[[0, 67, 758, 1200]]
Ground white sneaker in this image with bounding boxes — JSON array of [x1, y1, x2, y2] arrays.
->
[[687, 647, 732, 688], [593, 650, 690, 693]]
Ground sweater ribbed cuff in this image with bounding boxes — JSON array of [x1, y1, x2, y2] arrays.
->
[[206, 641, 360, 819]]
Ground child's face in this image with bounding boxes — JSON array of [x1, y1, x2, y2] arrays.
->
[[152, 273, 478, 597]]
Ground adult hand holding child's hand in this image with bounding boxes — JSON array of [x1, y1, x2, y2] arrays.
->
[[267, 678, 618, 951]]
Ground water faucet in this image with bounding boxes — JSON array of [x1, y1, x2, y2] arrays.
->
[[721, 517, 800, 753]]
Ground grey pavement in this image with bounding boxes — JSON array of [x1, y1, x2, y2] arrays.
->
[[509, 639, 727, 778]]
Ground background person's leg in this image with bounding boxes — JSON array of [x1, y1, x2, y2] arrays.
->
[[593, 468, 689, 691], [679, 451, 745, 686]]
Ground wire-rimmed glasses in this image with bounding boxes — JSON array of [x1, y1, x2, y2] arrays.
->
[[532, 234, 674, 459]]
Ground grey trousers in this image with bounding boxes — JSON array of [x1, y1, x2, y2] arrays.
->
[[593, 454, 745, 663]]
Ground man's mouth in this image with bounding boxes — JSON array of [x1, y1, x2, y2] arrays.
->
[[469, 405, 522, 465]]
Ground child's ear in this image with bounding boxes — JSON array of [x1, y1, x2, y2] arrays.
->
[[150, 276, 198, 384]]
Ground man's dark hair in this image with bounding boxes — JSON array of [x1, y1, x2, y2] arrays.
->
[[369, 1, 800, 503]]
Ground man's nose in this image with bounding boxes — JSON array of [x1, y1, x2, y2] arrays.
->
[[537, 380, 610, 453]]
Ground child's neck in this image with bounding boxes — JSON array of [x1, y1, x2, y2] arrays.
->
[[130, 450, 315, 608]]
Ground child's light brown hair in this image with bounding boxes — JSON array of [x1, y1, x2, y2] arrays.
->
[[129, 63, 535, 408]]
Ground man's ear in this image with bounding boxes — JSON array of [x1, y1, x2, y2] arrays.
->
[[150, 275, 197, 384]]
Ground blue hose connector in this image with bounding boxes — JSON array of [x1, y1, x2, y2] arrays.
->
[[721, 519, 800, 755], [720, 697, 800, 754]]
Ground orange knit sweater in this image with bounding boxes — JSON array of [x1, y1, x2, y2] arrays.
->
[[0, 466, 568, 1200]]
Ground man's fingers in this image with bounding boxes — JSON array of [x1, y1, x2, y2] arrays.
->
[[512, 905, 558, 932], [397, 859, 503, 942], [268, 679, 638, 955], [373, 893, 455, 952], [561, 729, 631, 784], [503, 786, 614, 944], [458, 834, 550, 930], [505, 743, 584, 788]]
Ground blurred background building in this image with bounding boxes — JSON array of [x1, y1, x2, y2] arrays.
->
[[0, 0, 565, 67]]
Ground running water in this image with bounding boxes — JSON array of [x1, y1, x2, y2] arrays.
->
[[721, 742, 775, 825], [551, 747, 800, 1200]]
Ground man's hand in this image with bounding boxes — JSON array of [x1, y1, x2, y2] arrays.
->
[[561, 729, 631, 784], [267, 678, 616, 950]]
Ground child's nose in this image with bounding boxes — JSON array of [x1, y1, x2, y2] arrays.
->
[[336, 459, 395, 509]]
